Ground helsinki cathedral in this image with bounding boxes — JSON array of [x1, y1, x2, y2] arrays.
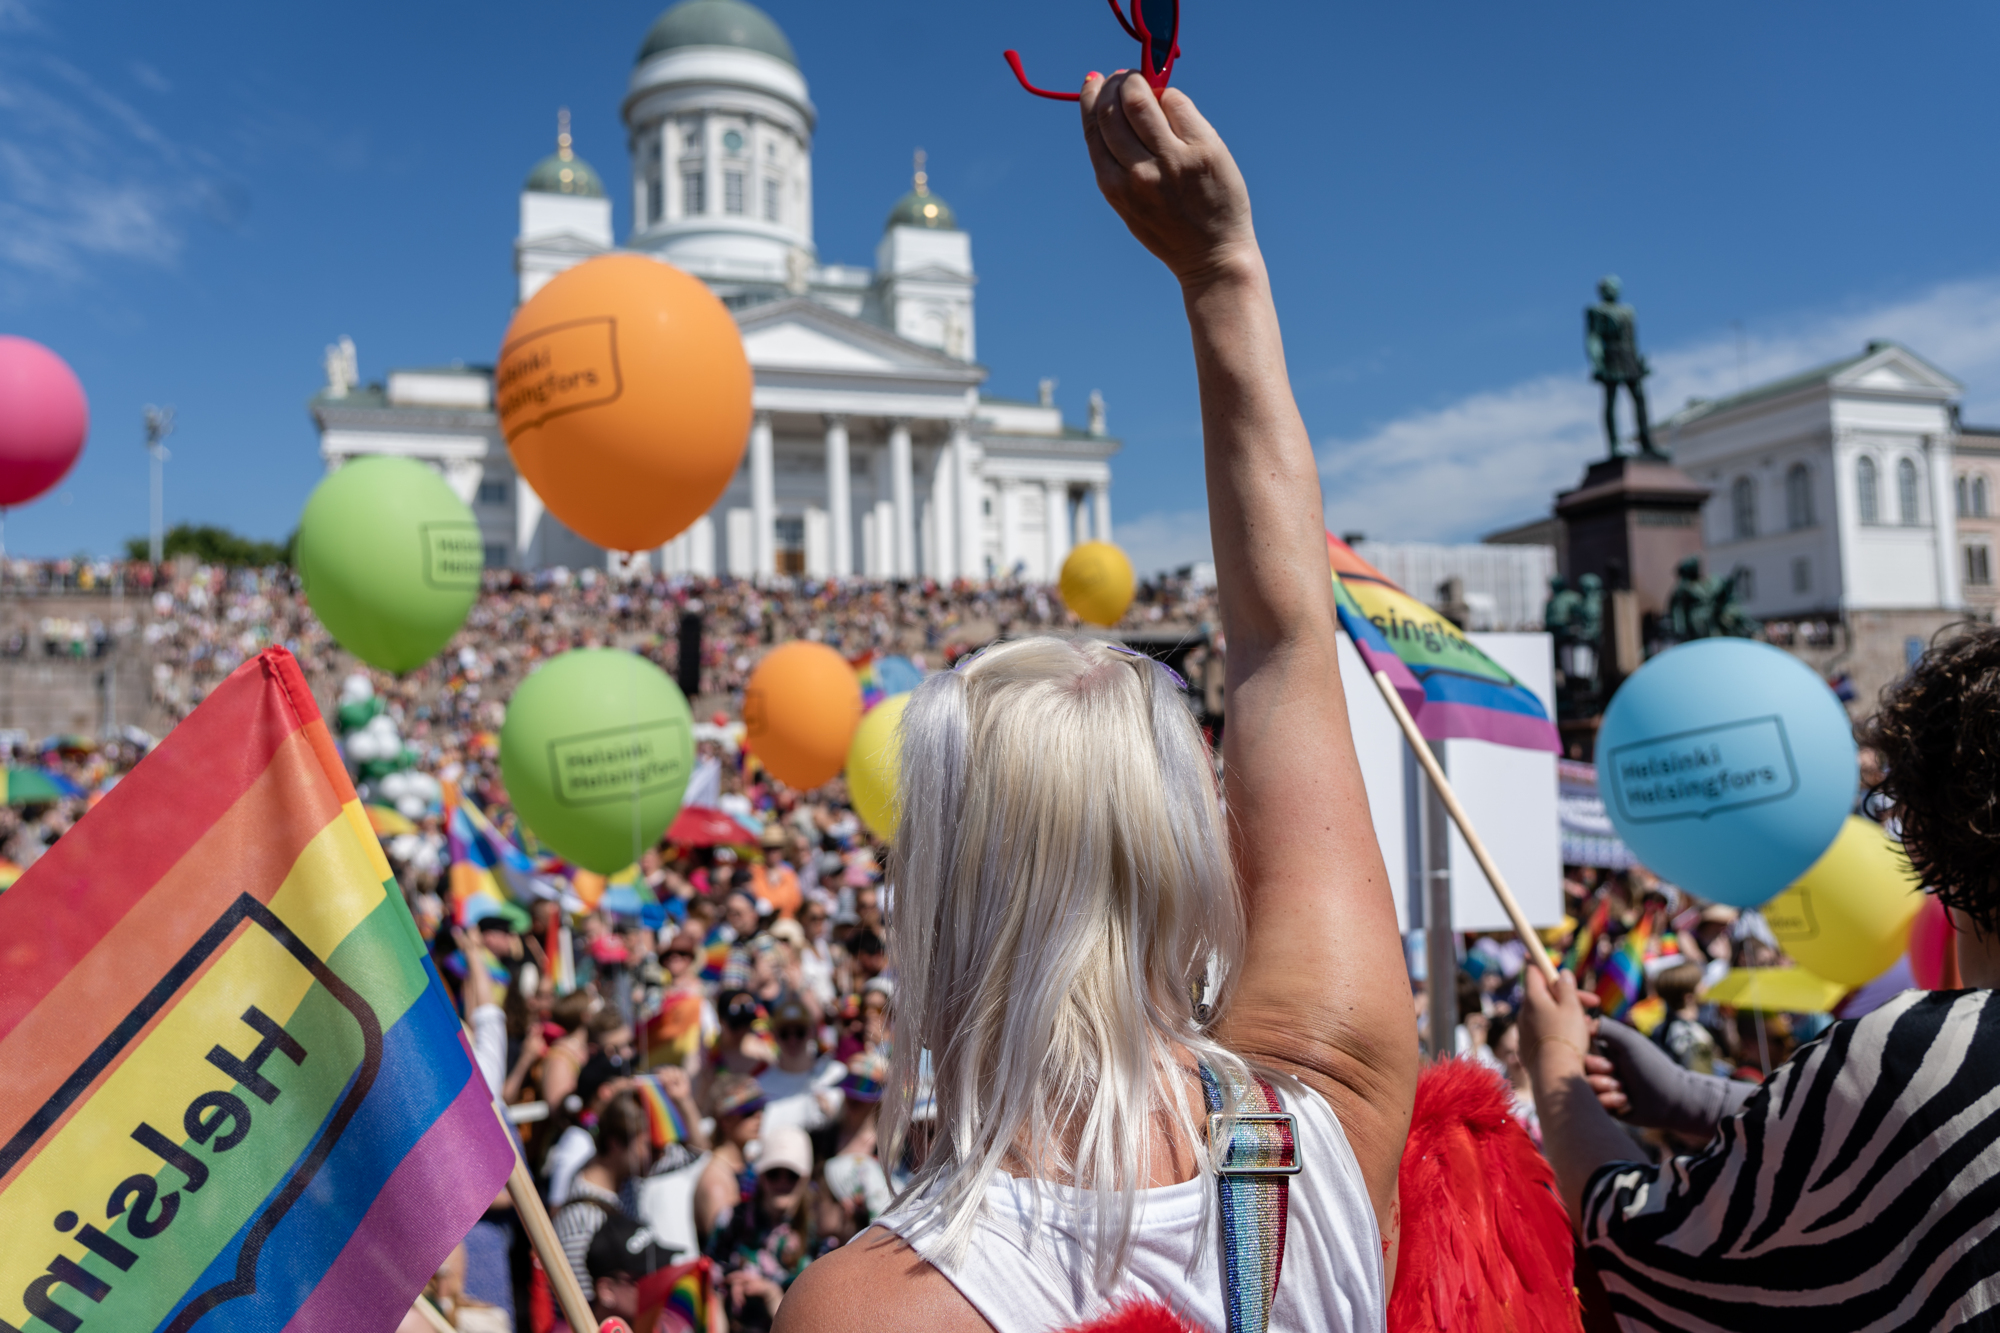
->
[[310, 0, 1118, 581]]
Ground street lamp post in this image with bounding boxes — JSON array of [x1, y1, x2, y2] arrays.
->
[[143, 406, 174, 566]]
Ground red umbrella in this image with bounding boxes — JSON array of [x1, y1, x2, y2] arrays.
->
[[666, 805, 758, 848]]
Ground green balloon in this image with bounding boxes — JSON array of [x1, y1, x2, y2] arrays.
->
[[500, 649, 695, 873], [297, 456, 483, 673]]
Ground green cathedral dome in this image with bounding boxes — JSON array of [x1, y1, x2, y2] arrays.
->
[[524, 152, 606, 198], [636, 0, 797, 67]]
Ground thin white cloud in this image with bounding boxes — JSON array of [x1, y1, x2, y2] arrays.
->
[[1318, 276, 2000, 543], [0, 43, 214, 292], [1115, 506, 1212, 577]]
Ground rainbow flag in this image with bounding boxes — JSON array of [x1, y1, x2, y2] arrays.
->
[[643, 990, 705, 1072], [0, 648, 516, 1333], [698, 927, 733, 987], [637, 1257, 715, 1333], [1328, 533, 1560, 753], [447, 796, 566, 927], [852, 653, 923, 711], [1595, 911, 1654, 1020], [1564, 896, 1611, 977], [0, 859, 22, 893], [633, 1073, 693, 1151]]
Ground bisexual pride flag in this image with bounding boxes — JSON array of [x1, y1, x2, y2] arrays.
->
[[0, 648, 516, 1333], [1328, 533, 1561, 753]]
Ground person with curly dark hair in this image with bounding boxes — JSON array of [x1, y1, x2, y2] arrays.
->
[[1519, 623, 2000, 1330]]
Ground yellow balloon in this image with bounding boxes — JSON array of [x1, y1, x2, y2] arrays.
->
[[845, 692, 911, 840], [1762, 816, 1925, 986], [1059, 541, 1136, 627]]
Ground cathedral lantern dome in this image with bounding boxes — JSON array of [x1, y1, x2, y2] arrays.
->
[[885, 159, 956, 232], [524, 112, 607, 199], [636, 0, 796, 67]]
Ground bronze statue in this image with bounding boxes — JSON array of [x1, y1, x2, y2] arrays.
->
[[1586, 275, 1665, 460], [1666, 556, 1758, 641]]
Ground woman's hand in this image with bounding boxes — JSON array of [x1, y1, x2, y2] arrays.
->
[[1079, 72, 1257, 290], [1520, 966, 1595, 1091]]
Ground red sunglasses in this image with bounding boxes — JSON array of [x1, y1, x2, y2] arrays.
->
[[1005, 0, 1181, 102]]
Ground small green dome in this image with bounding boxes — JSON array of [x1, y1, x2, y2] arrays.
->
[[637, 0, 796, 67], [887, 189, 956, 231], [525, 151, 606, 198]]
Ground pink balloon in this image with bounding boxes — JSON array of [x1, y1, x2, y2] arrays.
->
[[1908, 893, 1952, 990], [0, 336, 88, 507]]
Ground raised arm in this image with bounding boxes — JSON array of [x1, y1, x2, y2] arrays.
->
[[1081, 73, 1417, 1230]]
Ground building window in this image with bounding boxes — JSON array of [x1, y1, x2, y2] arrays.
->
[[646, 176, 663, 225], [1967, 544, 1993, 587], [1792, 556, 1811, 593], [476, 478, 511, 506], [1857, 456, 1880, 524], [682, 170, 705, 215], [1734, 565, 1756, 601], [763, 176, 780, 223], [1958, 474, 1972, 517], [982, 497, 993, 517], [1898, 457, 1921, 525], [722, 129, 745, 156], [1785, 462, 1813, 530], [724, 170, 745, 215], [1731, 476, 1757, 540], [1977, 476, 1993, 518], [482, 543, 509, 570]]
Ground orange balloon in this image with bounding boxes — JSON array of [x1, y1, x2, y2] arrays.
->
[[743, 642, 863, 790], [496, 253, 752, 552]]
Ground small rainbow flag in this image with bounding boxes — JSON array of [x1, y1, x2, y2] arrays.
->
[[1328, 533, 1560, 753], [447, 796, 564, 927], [0, 648, 517, 1333], [633, 1072, 693, 1151], [852, 652, 923, 712], [0, 859, 22, 893], [698, 927, 733, 987], [638, 1257, 716, 1333], [1595, 911, 1654, 1020], [644, 990, 705, 1072]]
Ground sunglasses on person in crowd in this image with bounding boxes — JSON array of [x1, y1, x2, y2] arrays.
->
[[1005, 0, 1180, 102], [777, 1025, 811, 1042], [665, 947, 696, 961]]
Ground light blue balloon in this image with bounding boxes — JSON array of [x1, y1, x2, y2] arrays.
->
[[1596, 638, 1855, 907]]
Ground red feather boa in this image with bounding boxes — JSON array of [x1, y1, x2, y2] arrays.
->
[[1388, 1060, 1581, 1333], [1049, 1060, 1580, 1333]]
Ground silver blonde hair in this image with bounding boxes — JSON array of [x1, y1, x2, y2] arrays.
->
[[880, 635, 1253, 1288]]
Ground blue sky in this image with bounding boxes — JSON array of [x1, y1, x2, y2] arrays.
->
[[5, 0, 2000, 570]]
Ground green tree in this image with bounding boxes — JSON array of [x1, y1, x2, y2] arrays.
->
[[124, 524, 290, 567]]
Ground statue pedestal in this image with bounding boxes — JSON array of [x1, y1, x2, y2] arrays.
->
[[1555, 456, 1710, 620]]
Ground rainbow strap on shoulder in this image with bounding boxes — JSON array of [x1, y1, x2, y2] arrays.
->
[[1199, 1063, 1298, 1333]]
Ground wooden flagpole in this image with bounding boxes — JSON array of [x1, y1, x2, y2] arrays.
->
[[460, 931, 600, 1333], [509, 1156, 600, 1333], [1369, 670, 1561, 987]]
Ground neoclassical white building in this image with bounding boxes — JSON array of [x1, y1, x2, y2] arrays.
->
[[312, 0, 1117, 581], [1661, 340, 1965, 619]]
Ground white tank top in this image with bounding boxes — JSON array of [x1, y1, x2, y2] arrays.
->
[[868, 1082, 1386, 1333]]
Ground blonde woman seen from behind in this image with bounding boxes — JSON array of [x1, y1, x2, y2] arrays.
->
[[777, 72, 1417, 1333]]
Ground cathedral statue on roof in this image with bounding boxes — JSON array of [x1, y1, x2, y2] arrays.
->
[[310, 0, 1119, 583]]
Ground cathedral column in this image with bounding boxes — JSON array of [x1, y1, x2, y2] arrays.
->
[[931, 444, 957, 582], [823, 414, 851, 577], [889, 418, 916, 578], [950, 420, 978, 580], [1091, 482, 1112, 545], [750, 412, 775, 578], [1044, 480, 1071, 582]]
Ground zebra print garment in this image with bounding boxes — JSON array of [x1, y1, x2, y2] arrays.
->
[[1581, 989, 2000, 1331]]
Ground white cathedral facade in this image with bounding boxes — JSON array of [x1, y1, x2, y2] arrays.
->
[[311, 0, 1118, 581]]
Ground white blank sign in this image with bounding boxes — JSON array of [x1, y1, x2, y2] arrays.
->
[[1336, 632, 1561, 935]]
